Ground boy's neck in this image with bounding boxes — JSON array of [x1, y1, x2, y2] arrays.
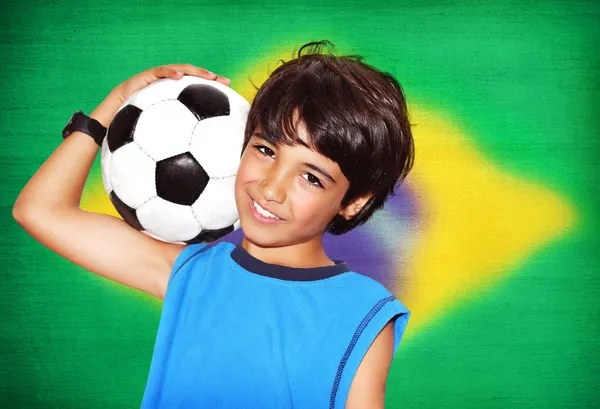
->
[[240, 237, 335, 269]]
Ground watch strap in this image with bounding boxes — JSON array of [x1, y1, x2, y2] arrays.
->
[[62, 110, 107, 147]]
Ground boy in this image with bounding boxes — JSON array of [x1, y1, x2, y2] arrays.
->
[[13, 41, 414, 408]]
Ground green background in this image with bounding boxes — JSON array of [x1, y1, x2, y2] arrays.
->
[[1, 0, 599, 407]]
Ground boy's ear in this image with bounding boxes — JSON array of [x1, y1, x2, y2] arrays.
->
[[339, 193, 373, 220]]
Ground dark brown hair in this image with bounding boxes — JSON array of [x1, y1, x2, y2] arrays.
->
[[242, 40, 414, 235]]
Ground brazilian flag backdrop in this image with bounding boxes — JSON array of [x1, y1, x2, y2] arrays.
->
[[1, 0, 598, 407]]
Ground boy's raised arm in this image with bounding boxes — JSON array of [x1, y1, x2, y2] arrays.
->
[[12, 64, 226, 299]]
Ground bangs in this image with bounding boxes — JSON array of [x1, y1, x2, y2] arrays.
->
[[246, 67, 354, 162], [251, 73, 318, 152], [257, 101, 312, 150]]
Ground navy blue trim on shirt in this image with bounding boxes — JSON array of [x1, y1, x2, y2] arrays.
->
[[230, 243, 350, 282], [170, 244, 212, 283], [329, 295, 396, 409]]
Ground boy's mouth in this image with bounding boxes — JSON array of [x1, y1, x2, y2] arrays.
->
[[248, 195, 285, 222]]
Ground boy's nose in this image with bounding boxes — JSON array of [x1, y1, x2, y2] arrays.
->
[[258, 172, 287, 204]]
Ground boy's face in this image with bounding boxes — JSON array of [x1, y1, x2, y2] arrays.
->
[[234, 124, 351, 248]]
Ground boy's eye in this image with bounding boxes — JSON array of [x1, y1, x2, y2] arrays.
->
[[302, 173, 324, 189], [254, 145, 275, 158]]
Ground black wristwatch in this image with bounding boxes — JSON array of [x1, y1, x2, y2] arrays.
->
[[62, 110, 107, 147]]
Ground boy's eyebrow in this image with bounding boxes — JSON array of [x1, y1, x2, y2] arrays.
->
[[252, 132, 337, 184]]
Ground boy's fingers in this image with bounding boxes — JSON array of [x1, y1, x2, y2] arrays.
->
[[197, 68, 219, 80], [154, 64, 229, 84], [216, 76, 231, 86], [169, 64, 218, 80], [172, 66, 230, 86]]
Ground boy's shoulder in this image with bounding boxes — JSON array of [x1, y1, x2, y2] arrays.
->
[[335, 258, 411, 310], [340, 269, 397, 299], [168, 241, 232, 283], [173, 240, 232, 263]]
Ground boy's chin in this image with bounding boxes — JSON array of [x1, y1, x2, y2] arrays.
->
[[241, 222, 327, 250], [240, 221, 295, 248], [241, 234, 288, 249]]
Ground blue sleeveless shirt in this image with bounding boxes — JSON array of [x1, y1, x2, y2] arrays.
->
[[140, 241, 410, 408]]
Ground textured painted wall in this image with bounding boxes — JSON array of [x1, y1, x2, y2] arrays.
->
[[1, 0, 598, 407]]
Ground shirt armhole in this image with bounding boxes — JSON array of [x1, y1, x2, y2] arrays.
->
[[330, 297, 411, 409], [168, 243, 210, 285]]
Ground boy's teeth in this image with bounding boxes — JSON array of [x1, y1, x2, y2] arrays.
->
[[253, 200, 280, 219]]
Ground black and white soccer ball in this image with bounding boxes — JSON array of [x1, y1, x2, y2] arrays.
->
[[100, 76, 250, 244]]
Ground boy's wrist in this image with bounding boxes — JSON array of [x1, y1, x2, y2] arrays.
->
[[89, 88, 126, 128]]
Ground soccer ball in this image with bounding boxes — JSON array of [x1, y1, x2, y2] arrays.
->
[[100, 76, 250, 244]]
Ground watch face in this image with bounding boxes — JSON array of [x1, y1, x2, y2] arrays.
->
[[62, 110, 83, 138]]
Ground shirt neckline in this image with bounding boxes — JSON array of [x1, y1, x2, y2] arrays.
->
[[229, 243, 350, 282]]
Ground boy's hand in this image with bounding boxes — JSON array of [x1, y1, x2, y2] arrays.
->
[[114, 64, 231, 105]]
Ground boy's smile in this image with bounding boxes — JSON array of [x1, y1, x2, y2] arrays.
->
[[248, 194, 285, 223]]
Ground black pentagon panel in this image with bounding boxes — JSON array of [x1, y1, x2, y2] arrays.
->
[[156, 152, 209, 206], [109, 191, 143, 231], [106, 104, 142, 152], [177, 84, 230, 121], [185, 224, 235, 244]]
